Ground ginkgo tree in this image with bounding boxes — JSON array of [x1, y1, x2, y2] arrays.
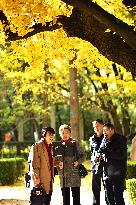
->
[[0, 26, 113, 141], [0, 0, 136, 141], [0, 0, 135, 75], [1, 34, 136, 140]]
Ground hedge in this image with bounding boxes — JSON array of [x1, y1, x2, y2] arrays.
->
[[15, 158, 25, 179], [127, 160, 136, 179], [0, 158, 25, 185], [126, 179, 136, 205]]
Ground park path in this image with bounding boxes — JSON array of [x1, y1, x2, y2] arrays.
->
[[0, 176, 130, 205]]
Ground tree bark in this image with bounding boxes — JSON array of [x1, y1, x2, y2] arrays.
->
[[61, 0, 136, 50], [59, 8, 136, 76], [29, 119, 35, 140], [70, 67, 79, 140], [56, 104, 62, 127], [18, 116, 24, 142], [50, 105, 56, 138], [109, 109, 123, 135], [121, 107, 131, 137], [0, 130, 2, 141], [33, 119, 40, 141], [12, 125, 18, 141], [43, 62, 49, 127], [79, 111, 84, 141]]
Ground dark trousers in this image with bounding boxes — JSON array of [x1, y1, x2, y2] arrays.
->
[[92, 165, 103, 205], [104, 176, 125, 205], [45, 193, 52, 205], [61, 187, 80, 205]]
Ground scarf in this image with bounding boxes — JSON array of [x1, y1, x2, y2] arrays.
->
[[43, 139, 53, 180], [60, 137, 72, 142]]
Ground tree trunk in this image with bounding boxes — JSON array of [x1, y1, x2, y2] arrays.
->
[[43, 62, 49, 127], [12, 125, 18, 141], [0, 130, 2, 141], [70, 67, 79, 140], [33, 119, 40, 141], [79, 111, 84, 141], [29, 119, 35, 140], [50, 105, 56, 138], [56, 104, 62, 127], [109, 109, 123, 135], [43, 92, 48, 127], [18, 117, 24, 142], [121, 107, 131, 137]]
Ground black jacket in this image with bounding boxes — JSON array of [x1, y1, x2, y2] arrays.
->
[[102, 133, 127, 178]]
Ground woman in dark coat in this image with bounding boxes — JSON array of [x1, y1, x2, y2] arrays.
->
[[56, 124, 85, 205]]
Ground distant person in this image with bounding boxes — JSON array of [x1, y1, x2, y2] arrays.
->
[[89, 119, 104, 205], [5, 132, 12, 142], [28, 127, 55, 205], [100, 123, 127, 205], [56, 124, 85, 205]]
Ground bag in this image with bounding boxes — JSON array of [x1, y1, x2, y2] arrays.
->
[[78, 164, 88, 178], [30, 186, 46, 205]]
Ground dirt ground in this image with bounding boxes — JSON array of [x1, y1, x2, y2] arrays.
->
[[0, 199, 29, 205], [0, 175, 130, 205]]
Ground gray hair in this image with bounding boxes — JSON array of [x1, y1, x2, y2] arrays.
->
[[59, 124, 71, 135]]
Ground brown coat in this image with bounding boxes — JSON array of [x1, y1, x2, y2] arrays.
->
[[28, 139, 54, 193]]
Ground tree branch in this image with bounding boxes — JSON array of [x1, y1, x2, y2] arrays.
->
[[0, 10, 61, 41], [59, 9, 136, 76], [61, 0, 136, 50]]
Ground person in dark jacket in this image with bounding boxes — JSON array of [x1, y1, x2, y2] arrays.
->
[[56, 124, 85, 205], [101, 123, 127, 205], [89, 119, 104, 205]]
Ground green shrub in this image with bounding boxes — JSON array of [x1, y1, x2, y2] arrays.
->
[[15, 158, 25, 179], [0, 158, 16, 185], [126, 179, 136, 205], [127, 161, 136, 179], [0, 158, 25, 185]]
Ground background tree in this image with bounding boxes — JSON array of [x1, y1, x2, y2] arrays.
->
[[0, 0, 136, 141]]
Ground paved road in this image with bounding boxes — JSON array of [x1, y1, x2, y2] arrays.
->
[[0, 177, 130, 205]]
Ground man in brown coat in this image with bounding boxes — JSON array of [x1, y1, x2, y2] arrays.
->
[[28, 127, 55, 205]]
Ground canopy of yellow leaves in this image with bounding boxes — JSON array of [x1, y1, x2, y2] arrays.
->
[[0, 0, 72, 36], [10, 27, 112, 73], [0, 0, 135, 37], [0, 0, 136, 102]]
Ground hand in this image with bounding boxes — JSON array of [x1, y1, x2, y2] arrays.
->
[[73, 161, 79, 167], [34, 178, 40, 185], [58, 161, 63, 169]]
